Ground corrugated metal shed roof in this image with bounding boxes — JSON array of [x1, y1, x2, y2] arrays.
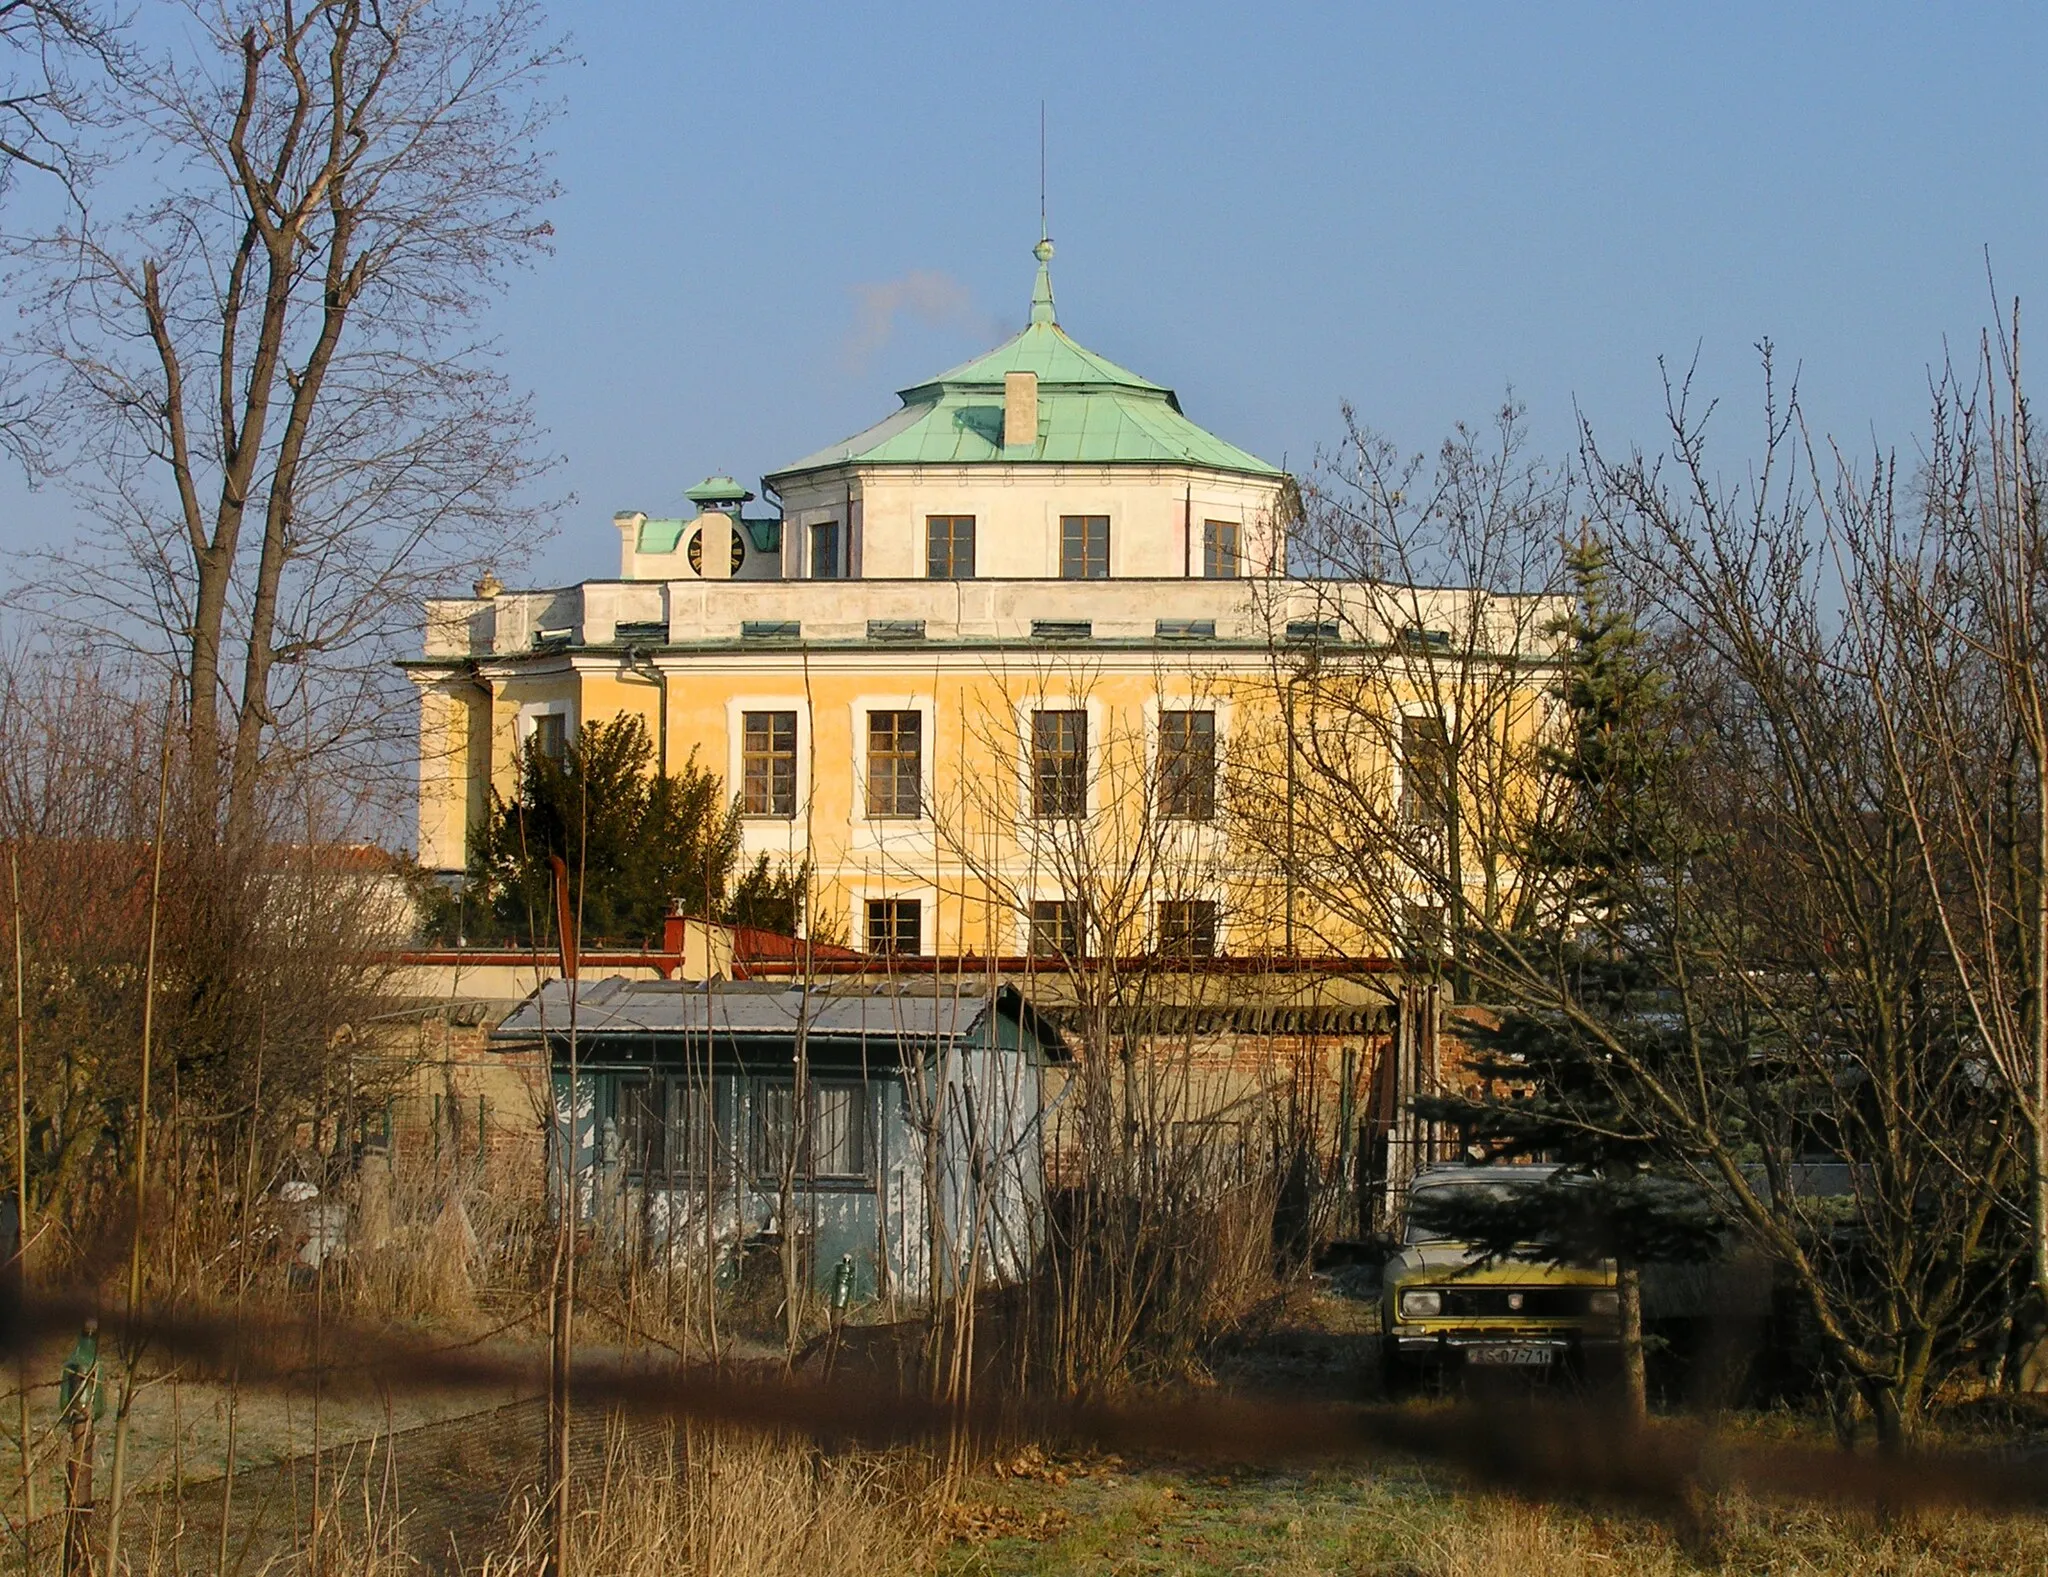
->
[[492, 976, 1008, 1044]]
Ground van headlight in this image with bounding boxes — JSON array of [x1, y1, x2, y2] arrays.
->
[[1399, 1288, 1442, 1319], [1587, 1290, 1619, 1317]]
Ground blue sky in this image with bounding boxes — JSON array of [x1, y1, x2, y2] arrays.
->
[[13, 2, 2048, 587]]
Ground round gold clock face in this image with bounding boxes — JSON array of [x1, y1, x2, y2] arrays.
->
[[686, 524, 747, 576]]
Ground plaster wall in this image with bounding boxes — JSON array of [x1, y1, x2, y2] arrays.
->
[[773, 463, 1287, 581], [414, 622, 1551, 960]]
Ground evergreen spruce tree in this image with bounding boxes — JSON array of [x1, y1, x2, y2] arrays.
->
[[1412, 537, 1720, 1418], [442, 714, 745, 946]]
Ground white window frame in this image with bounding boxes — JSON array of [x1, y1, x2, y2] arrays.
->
[[1013, 695, 1105, 824], [726, 695, 811, 848], [849, 879, 938, 958], [1394, 699, 1454, 827], [1017, 891, 1090, 960], [1143, 695, 1232, 826], [849, 694, 936, 827], [1149, 893, 1226, 957], [516, 699, 574, 755]]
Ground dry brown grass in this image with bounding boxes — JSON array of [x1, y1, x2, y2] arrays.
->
[[1376, 1492, 2048, 1577], [476, 1422, 941, 1577]]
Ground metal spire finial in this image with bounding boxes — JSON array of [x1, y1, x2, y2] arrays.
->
[[1029, 103, 1057, 326], [1030, 235, 1056, 326]]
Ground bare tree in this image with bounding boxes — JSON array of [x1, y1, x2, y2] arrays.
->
[[1574, 361, 2018, 1447], [1235, 401, 1575, 983], [1814, 305, 2048, 1329], [907, 659, 1340, 1393], [10, 0, 565, 840], [0, 0, 117, 462], [0, 650, 409, 1260], [0, 0, 114, 198], [1246, 386, 2024, 1446], [1226, 402, 1574, 1235]]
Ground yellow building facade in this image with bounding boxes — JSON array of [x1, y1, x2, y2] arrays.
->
[[408, 242, 1540, 959]]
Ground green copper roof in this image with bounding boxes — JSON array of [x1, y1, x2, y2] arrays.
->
[[636, 515, 783, 554], [637, 517, 689, 554], [766, 241, 1281, 482], [686, 476, 754, 505]]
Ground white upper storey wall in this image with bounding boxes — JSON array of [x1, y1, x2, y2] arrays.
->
[[770, 463, 1287, 581]]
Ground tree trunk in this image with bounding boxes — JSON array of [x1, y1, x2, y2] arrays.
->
[[1616, 1262, 1647, 1424], [2033, 770, 2048, 1310], [1864, 1376, 1908, 1456]]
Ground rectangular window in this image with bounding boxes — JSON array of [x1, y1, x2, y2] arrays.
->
[[1203, 520, 1241, 579], [751, 1079, 873, 1183], [1059, 515, 1110, 579], [1399, 713, 1450, 825], [1029, 899, 1084, 959], [1402, 901, 1446, 962], [531, 712, 567, 759], [1157, 899, 1219, 957], [808, 520, 841, 579], [616, 1078, 666, 1176], [865, 710, 922, 819], [1158, 709, 1217, 820], [614, 1078, 723, 1179], [1031, 710, 1088, 817], [865, 897, 921, 956], [809, 1084, 869, 1179], [926, 515, 976, 579], [741, 710, 798, 817]]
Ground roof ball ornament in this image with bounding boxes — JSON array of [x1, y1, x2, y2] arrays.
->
[[1030, 235, 1057, 327]]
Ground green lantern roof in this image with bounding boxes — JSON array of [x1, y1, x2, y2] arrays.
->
[[766, 241, 1280, 482], [685, 476, 754, 506]]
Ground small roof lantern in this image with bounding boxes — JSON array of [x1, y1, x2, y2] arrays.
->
[[684, 476, 755, 512]]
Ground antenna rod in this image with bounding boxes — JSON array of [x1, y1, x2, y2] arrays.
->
[[1039, 101, 1047, 239]]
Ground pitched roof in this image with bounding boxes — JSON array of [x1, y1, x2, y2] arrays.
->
[[765, 241, 1281, 482]]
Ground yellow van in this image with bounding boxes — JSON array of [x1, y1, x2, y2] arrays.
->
[[1379, 1163, 1619, 1395]]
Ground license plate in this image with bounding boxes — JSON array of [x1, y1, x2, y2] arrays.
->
[[1465, 1344, 1553, 1367]]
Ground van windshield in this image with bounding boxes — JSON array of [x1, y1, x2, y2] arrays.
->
[[1403, 1176, 1546, 1244]]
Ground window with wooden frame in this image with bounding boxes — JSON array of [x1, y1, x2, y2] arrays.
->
[[1157, 899, 1219, 958], [616, 1077, 667, 1176], [808, 520, 841, 579], [865, 710, 922, 819], [1158, 709, 1217, 820], [1398, 713, 1450, 825], [1031, 709, 1088, 817], [1202, 520, 1241, 579], [531, 712, 568, 759], [926, 515, 976, 579], [614, 1077, 723, 1180], [865, 897, 921, 956], [1059, 515, 1110, 579], [1028, 899, 1085, 959], [741, 710, 798, 817], [750, 1079, 875, 1184]]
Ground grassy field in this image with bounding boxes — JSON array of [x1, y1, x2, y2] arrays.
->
[[10, 1291, 2048, 1573], [937, 1451, 2048, 1576]]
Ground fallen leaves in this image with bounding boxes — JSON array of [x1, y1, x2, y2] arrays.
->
[[939, 1501, 1073, 1544]]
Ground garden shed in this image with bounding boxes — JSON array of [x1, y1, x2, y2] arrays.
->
[[492, 976, 1066, 1302]]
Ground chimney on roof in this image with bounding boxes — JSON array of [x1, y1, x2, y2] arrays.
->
[[1004, 370, 1038, 450], [613, 511, 647, 578]]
